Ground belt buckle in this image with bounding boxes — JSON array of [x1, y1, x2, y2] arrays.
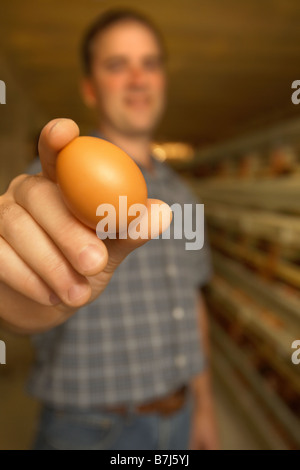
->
[[137, 385, 187, 416], [107, 386, 187, 417]]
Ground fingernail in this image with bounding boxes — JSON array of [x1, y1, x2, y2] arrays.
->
[[49, 120, 61, 134], [49, 292, 61, 305], [68, 283, 90, 303], [78, 244, 105, 272]]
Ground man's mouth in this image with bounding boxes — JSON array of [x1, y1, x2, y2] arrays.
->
[[125, 97, 150, 108]]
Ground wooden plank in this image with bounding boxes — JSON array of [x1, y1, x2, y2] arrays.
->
[[207, 275, 296, 358], [212, 251, 300, 329], [3, 1, 300, 146], [210, 231, 300, 289], [212, 346, 290, 450], [207, 277, 300, 395], [174, 117, 300, 168], [204, 202, 300, 249], [211, 319, 300, 448], [190, 176, 300, 213]]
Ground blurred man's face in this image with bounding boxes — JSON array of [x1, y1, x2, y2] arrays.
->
[[84, 20, 167, 137]]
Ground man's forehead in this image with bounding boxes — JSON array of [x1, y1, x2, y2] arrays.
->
[[91, 21, 162, 59]]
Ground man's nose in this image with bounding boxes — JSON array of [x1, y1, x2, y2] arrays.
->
[[128, 65, 147, 86]]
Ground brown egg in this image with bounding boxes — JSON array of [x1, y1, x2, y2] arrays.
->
[[56, 136, 148, 232]]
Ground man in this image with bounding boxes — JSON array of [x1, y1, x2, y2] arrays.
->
[[0, 8, 219, 449]]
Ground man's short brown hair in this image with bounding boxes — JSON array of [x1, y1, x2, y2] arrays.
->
[[81, 8, 168, 75]]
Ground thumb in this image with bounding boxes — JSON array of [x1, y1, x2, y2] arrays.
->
[[38, 118, 80, 182], [101, 198, 173, 273]]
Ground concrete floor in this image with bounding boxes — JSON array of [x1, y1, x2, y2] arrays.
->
[[0, 330, 265, 450]]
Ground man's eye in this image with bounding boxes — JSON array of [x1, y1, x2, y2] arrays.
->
[[144, 60, 162, 71], [107, 62, 124, 71]]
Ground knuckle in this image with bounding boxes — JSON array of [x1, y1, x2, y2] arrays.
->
[[48, 259, 67, 277], [22, 269, 39, 294], [12, 174, 57, 211], [55, 220, 87, 250], [5, 173, 28, 194], [0, 202, 27, 237], [43, 253, 75, 289], [0, 200, 17, 223], [21, 269, 52, 304], [18, 174, 50, 202]]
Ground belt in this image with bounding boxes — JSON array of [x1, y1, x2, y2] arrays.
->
[[104, 385, 188, 417]]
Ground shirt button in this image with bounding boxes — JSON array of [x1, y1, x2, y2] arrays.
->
[[174, 355, 187, 368], [166, 264, 177, 277], [172, 307, 185, 320]]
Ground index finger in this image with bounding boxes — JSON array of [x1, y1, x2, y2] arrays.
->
[[38, 118, 80, 182]]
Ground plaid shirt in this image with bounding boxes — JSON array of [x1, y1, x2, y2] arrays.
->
[[25, 141, 212, 409]]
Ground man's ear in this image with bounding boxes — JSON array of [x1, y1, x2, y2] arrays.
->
[[80, 76, 97, 108]]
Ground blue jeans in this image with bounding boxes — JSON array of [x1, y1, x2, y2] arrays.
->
[[32, 396, 193, 450]]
